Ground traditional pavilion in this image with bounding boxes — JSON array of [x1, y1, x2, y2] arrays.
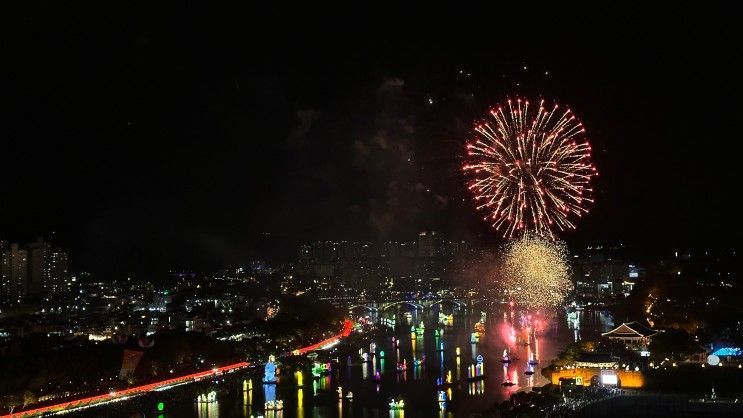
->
[[602, 321, 659, 350]]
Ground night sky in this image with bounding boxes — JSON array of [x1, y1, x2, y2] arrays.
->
[[2, 4, 740, 277]]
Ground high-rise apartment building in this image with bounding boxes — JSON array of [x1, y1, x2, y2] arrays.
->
[[1, 238, 69, 304], [417, 231, 439, 257], [1, 243, 29, 303]]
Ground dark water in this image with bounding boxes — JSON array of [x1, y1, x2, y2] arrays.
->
[[70, 306, 613, 418]]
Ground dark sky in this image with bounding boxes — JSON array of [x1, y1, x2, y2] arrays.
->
[[2, 4, 740, 277]]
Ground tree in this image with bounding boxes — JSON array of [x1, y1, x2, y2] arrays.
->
[[595, 338, 638, 361], [22, 390, 36, 408], [550, 342, 582, 367], [649, 329, 700, 362], [0, 394, 22, 412]]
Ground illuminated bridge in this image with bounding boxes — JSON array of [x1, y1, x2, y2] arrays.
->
[[1, 320, 355, 418], [348, 297, 484, 312]]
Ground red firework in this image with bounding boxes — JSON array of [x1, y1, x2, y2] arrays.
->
[[463, 97, 597, 237]]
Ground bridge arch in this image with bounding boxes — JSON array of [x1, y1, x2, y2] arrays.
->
[[380, 301, 424, 311], [430, 299, 467, 308], [348, 305, 378, 312]]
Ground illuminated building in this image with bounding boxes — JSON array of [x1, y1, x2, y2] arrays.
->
[[551, 368, 644, 389], [29, 238, 68, 297], [1, 238, 69, 303], [1, 243, 28, 303], [573, 352, 619, 368], [602, 321, 659, 350], [49, 250, 69, 293], [29, 238, 52, 296], [550, 349, 643, 389], [572, 245, 645, 301]]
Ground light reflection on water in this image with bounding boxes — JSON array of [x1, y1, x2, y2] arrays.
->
[[71, 306, 613, 418], [195, 399, 219, 418]]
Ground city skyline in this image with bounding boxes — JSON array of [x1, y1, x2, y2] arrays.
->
[[3, 4, 740, 277]]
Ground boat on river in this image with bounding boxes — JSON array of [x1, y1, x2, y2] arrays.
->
[[501, 348, 512, 363]]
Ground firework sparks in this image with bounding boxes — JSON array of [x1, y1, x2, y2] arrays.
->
[[463, 97, 597, 238], [502, 234, 571, 309]]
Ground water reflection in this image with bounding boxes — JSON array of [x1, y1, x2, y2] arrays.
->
[[242, 388, 252, 417], [389, 409, 405, 418], [318, 375, 331, 391], [455, 355, 461, 381], [264, 383, 276, 404], [296, 389, 303, 418], [195, 401, 219, 418], [81, 305, 614, 418], [195, 392, 219, 418]]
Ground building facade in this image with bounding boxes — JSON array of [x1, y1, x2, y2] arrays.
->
[[1, 243, 29, 303], [1, 238, 69, 304]]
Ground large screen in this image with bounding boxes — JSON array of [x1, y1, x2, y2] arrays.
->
[[601, 373, 618, 385]]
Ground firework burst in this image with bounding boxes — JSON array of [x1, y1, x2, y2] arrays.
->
[[502, 233, 571, 309], [463, 97, 597, 238]]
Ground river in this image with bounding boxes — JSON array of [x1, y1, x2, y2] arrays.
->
[[68, 304, 613, 418]]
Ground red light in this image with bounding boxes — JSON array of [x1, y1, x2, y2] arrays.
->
[[0, 362, 250, 418], [4, 320, 354, 418]]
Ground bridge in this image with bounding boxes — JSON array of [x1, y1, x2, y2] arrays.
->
[[2, 320, 356, 418], [348, 297, 482, 312]]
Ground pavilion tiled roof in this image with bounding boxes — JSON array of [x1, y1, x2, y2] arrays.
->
[[602, 321, 659, 338]]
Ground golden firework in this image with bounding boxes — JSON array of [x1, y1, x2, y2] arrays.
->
[[502, 233, 571, 308]]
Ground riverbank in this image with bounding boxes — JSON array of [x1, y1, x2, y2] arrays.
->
[[1, 319, 354, 418]]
